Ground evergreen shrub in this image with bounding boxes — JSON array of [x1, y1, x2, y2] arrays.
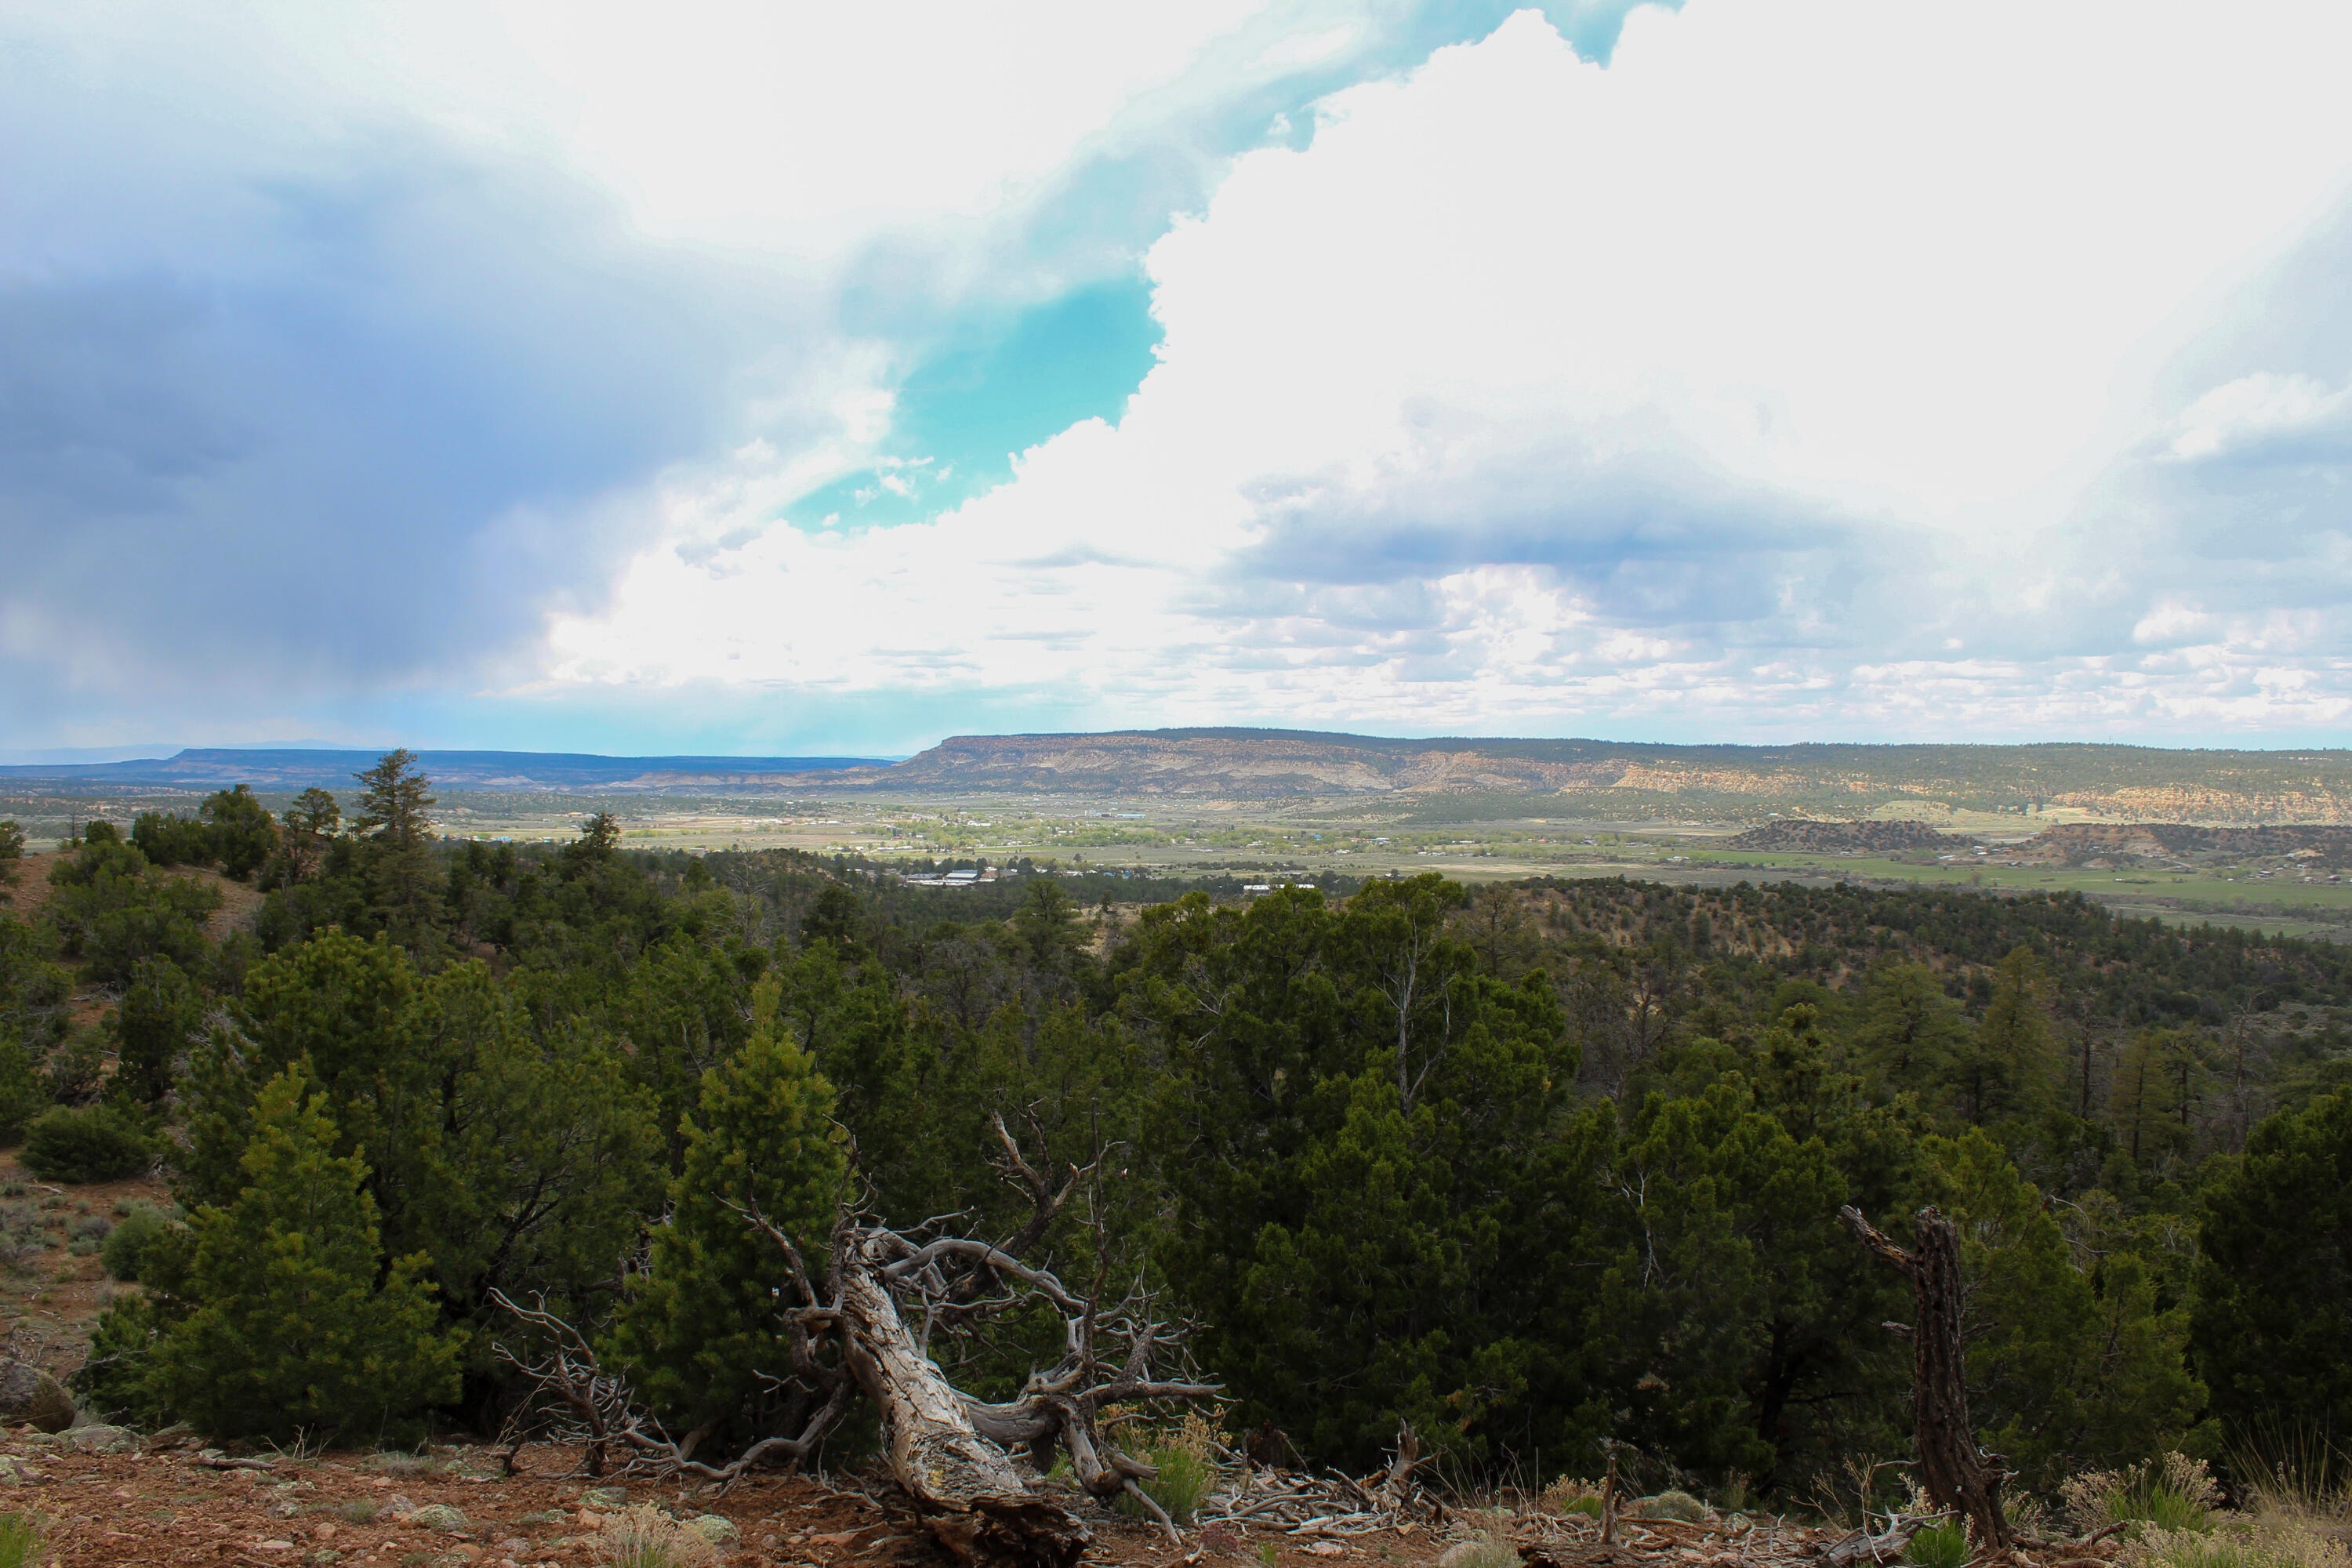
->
[[20, 1106, 148, 1183], [101, 1204, 172, 1281]]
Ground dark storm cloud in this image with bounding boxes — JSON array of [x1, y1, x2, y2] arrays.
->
[[0, 130, 828, 721]]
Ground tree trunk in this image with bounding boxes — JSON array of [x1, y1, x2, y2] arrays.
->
[[1838, 1206, 2012, 1552], [835, 1236, 1090, 1568]]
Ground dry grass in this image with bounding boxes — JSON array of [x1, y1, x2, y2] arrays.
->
[[2126, 1519, 2349, 1568], [598, 1505, 718, 1568], [2066, 1454, 2226, 1536], [2110, 1446, 2350, 1568]]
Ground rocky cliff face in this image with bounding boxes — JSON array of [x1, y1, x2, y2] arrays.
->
[[828, 731, 2352, 821]]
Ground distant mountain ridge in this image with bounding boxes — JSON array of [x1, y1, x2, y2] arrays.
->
[[0, 748, 889, 793]]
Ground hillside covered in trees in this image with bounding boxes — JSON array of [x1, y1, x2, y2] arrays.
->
[[0, 752, 2347, 1522]]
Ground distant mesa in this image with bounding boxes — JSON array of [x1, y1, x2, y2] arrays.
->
[[1725, 820, 1967, 854], [6, 730, 2350, 824], [851, 731, 2352, 823]]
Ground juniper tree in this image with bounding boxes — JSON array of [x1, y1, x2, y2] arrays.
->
[[200, 784, 279, 880], [109, 955, 206, 1109], [2190, 1088, 2352, 1437]]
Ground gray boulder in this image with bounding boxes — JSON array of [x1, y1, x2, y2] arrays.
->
[[0, 1362, 74, 1433], [64, 1423, 137, 1455]]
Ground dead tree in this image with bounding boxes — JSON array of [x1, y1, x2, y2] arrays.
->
[[1838, 1205, 2011, 1552], [495, 1116, 1215, 1568]]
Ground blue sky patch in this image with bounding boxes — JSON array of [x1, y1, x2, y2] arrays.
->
[[791, 278, 1161, 530]]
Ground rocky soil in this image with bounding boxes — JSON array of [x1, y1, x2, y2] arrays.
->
[[0, 1432, 2129, 1568]]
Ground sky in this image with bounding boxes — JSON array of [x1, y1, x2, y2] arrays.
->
[[4, 0, 2352, 760]]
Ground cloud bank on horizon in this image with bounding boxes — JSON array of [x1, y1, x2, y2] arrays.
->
[[5, 0, 2351, 757]]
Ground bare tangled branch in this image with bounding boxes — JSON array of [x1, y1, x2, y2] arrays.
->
[[490, 1120, 1218, 1568]]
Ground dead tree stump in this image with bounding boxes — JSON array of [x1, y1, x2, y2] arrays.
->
[[1838, 1205, 2012, 1552]]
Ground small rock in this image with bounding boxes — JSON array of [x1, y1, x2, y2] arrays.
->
[[581, 1486, 628, 1509], [0, 1363, 74, 1434], [64, 1424, 139, 1456], [1633, 1491, 1710, 1524], [0, 1457, 23, 1486], [409, 1503, 470, 1533]]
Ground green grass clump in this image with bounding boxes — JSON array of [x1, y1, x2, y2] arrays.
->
[[1119, 1444, 1218, 1526], [0, 1512, 41, 1568], [1905, 1524, 1969, 1568]]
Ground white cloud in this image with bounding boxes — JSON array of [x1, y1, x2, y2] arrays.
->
[[2165, 371, 2352, 463], [543, 0, 2352, 740], [1, 1, 1282, 266]]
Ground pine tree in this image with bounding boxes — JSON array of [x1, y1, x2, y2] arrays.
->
[[1954, 947, 2057, 1125], [1856, 960, 1969, 1094], [350, 749, 439, 931], [157, 1069, 462, 1443], [350, 750, 434, 846], [605, 973, 847, 1436]]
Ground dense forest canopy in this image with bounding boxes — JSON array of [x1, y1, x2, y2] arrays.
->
[[0, 751, 2347, 1508]]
